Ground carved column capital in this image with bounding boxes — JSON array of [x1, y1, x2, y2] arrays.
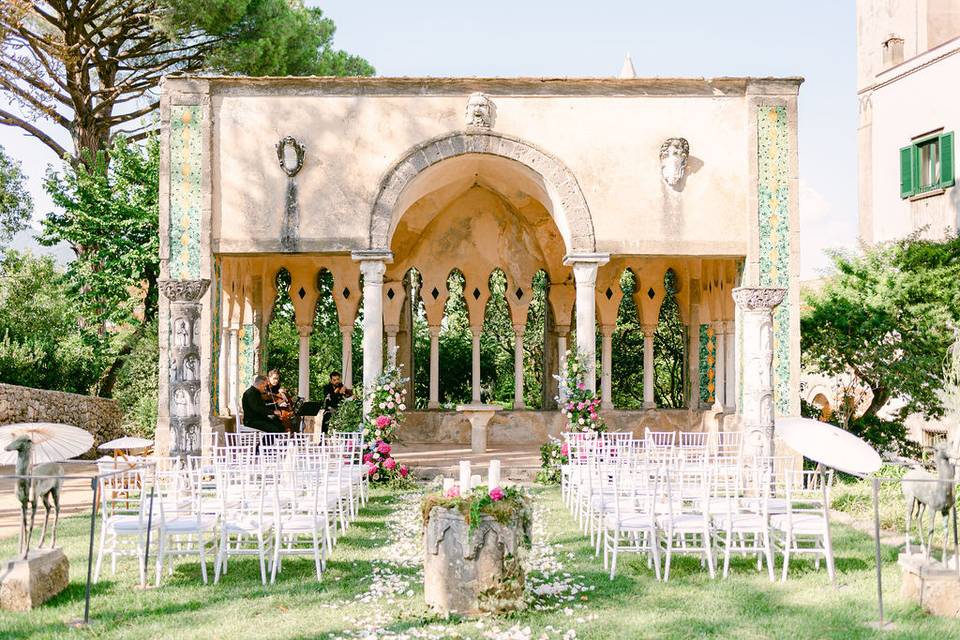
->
[[160, 279, 210, 302], [732, 287, 786, 312]]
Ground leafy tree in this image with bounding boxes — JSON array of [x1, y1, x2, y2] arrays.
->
[[0, 145, 30, 249], [0, 1, 374, 164], [112, 319, 159, 437], [0, 249, 103, 392], [611, 270, 645, 408], [654, 269, 686, 408], [41, 136, 160, 395], [802, 235, 960, 453]]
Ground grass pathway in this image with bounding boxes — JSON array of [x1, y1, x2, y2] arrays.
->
[[0, 487, 957, 639]]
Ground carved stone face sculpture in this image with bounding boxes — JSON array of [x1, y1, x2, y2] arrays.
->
[[465, 92, 494, 129], [659, 137, 690, 187]]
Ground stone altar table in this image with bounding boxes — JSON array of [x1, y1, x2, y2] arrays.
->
[[455, 404, 501, 454]]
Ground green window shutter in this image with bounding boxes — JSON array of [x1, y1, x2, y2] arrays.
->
[[900, 145, 914, 197], [940, 131, 954, 188]]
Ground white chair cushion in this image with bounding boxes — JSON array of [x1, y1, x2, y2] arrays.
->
[[770, 513, 826, 535]]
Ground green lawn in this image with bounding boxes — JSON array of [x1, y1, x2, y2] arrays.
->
[[0, 486, 955, 640]]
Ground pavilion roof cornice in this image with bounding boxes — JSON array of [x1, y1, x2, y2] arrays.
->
[[161, 75, 803, 98]]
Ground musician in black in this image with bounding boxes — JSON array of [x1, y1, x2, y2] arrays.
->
[[241, 375, 284, 433], [321, 371, 350, 434]]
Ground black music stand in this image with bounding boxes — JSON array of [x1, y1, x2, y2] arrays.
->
[[297, 401, 323, 433]]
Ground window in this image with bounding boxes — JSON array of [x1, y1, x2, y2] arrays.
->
[[900, 131, 955, 198]]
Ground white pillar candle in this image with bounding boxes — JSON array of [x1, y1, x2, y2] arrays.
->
[[459, 460, 471, 491], [442, 477, 454, 493], [488, 459, 501, 489]]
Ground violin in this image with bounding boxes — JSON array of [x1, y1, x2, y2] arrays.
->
[[263, 385, 297, 433]]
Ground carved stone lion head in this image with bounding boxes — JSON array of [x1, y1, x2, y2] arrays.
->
[[659, 137, 690, 187], [465, 92, 495, 129]]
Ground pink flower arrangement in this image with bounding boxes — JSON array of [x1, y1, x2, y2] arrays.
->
[[560, 442, 569, 457], [383, 457, 397, 470], [366, 462, 377, 476], [489, 487, 505, 501], [375, 415, 391, 428], [399, 465, 409, 478], [362, 452, 373, 464], [445, 486, 460, 498], [377, 441, 392, 455]]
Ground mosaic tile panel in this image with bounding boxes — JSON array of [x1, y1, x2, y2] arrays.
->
[[168, 105, 202, 280], [698, 324, 716, 405], [757, 105, 792, 415], [210, 258, 221, 413]]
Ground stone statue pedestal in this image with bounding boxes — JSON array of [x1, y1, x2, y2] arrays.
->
[[424, 506, 529, 616], [455, 404, 500, 454], [0, 549, 69, 611], [899, 552, 960, 617]]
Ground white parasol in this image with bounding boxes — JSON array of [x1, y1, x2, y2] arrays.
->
[[98, 436, 154, 452], [775, 416, 882, 475], [0, 422, 94, 465]]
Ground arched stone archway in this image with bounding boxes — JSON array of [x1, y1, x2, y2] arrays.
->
[[367, 130, 595, 253]]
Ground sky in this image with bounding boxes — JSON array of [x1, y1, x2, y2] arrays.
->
[[2, 0, 858, 278]]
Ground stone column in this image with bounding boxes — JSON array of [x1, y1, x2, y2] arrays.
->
[[354, 251, 391, 414], [724, 320, 737, 411], [297, 324, 312, 400], [687, 279, 701, 409], [556, 327, 569, 402], [513, 326, 525, 409], [429, 325, 441, 409], [642, 324, 657, 409], [713, 321, 726, 409], [160, 279, 210, 457], [340, 326, 353, 389], [471, 327, 482, 403], [218, 325, 230, 415], [600, 326, 614, 410], [386, 325, 399, 368], [228, 327, 239, 417], [564, 254, 608, 392], [733, 287, 786, 460]]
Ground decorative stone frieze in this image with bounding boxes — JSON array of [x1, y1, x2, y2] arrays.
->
[[162, 278, 210, 457], [733, 286, 786, 460]]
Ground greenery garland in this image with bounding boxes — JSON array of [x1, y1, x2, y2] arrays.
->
[[421, 484, 531, 542]]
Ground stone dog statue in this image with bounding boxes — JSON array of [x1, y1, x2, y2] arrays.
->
[[903, 442, 957, 562], [4, 435, 64, 559]]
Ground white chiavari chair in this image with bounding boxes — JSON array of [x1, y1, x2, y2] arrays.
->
[[94, 467, 156, 586], [712, 461, 775, 580], [154, 466, 218, 586], [657, 464, 716, 581], [603, 452, 661, 580], [771, 468, 835, 583], [270, 445, 332, 582], [715, 431, 743, 460], [224, 431, 259, 448], [214, 465, 273, 585]]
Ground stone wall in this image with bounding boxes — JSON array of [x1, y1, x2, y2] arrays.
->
[[400, 409, 739, 445], [0, 383, 124, 455]]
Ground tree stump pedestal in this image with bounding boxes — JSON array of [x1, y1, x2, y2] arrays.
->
[[423, 506, 530, 615]]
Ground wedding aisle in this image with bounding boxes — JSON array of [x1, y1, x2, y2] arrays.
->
[[326, 487, 596, 640]]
